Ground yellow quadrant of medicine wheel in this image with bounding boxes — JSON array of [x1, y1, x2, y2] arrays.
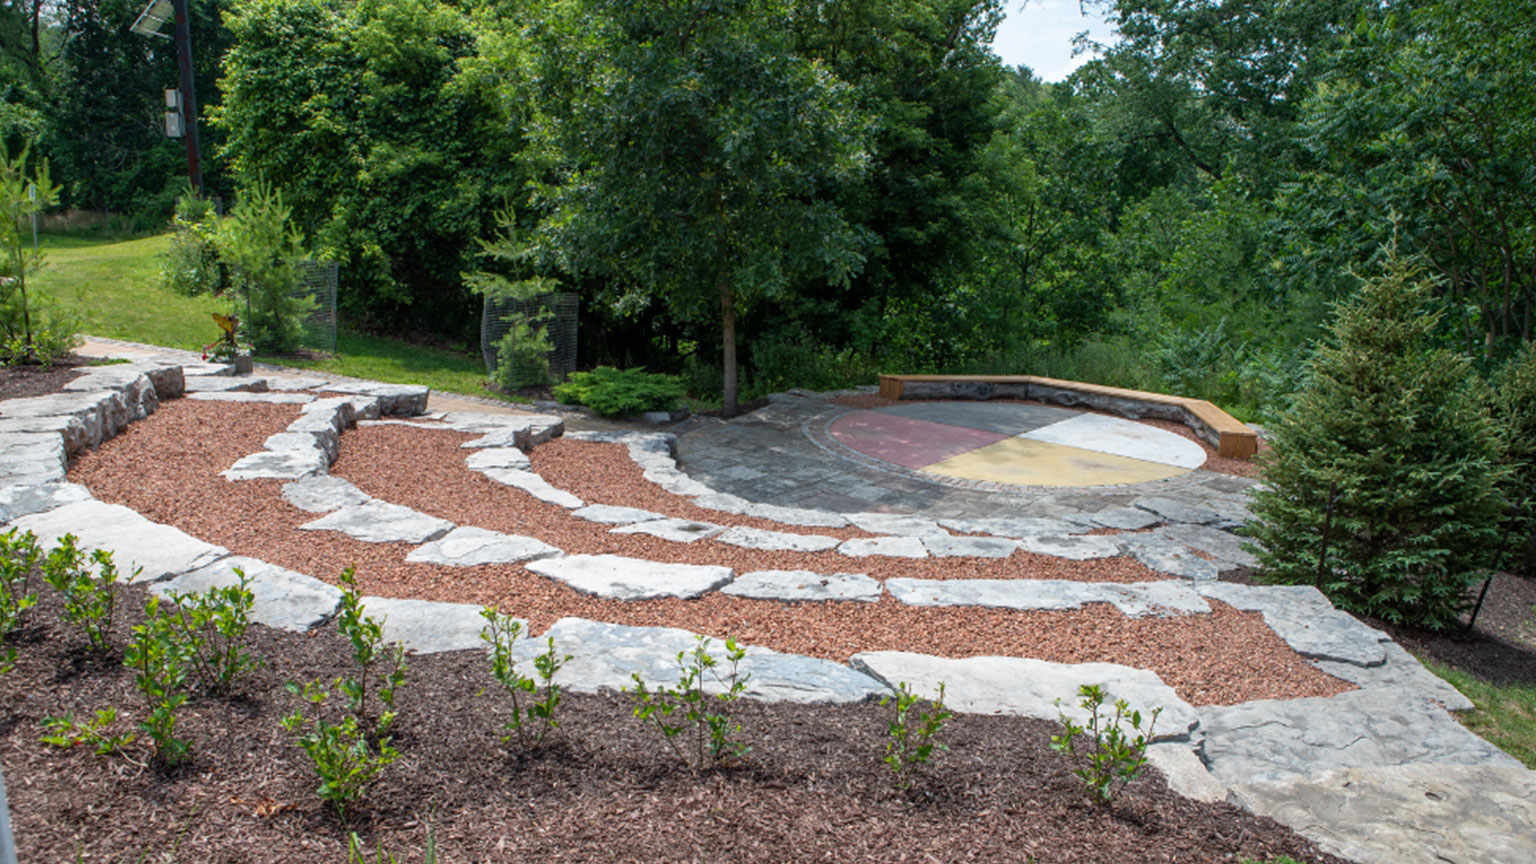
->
[[921, 437, 1190, 487]]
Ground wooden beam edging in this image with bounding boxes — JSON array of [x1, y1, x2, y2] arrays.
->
[[876, 374, 1258, 460]]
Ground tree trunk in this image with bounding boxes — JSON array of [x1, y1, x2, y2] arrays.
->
[[721, 283, 738, 418]]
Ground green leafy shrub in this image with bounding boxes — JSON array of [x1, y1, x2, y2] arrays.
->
[[880, 682, 952, 791], [41, 535, 132, 653], [1493, 341, 1536, 577], [480, 606, 568, 752], [282, 679, 399, 821], [165, 568, 264, 697], [553, 366, 686, 417], [1246, 248, 1507, 629], [0, 140, 75, 367], [40, 707, 137, 760], [492, 317, 555, 390], [160, 190, 224, 296], [626, 635, 751, 770], [0, 527, 41, 674], [218, 180, 317, 353], [1050, 684, 1162, 805], [124, 596, 194, 767], [335, 567, 406, 728]]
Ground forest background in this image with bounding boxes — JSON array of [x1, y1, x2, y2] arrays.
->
[[3, 0, 1532, 418]]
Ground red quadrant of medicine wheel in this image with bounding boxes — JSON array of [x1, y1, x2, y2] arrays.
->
[[829, 410, 1008, 469]]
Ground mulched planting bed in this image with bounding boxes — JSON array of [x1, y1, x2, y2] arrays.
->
[[0, 354, 110, 401], [68, 399, 1352, 706], [2, 584, 1347, 864]]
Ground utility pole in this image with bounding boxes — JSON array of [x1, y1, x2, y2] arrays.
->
[[171, 0, 203, 193]]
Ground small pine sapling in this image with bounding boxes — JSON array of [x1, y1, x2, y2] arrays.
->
[[479, 606, 569, 752], [626, 635, 751, 769], [1050, 684, 1162, 805], [881, 682, 952, 792]]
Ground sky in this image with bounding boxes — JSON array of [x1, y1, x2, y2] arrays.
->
[[989, 0, 1120, 82]]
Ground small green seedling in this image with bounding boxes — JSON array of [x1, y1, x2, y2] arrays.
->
[[626, 635, 751, 769], [881, 681, 952, 791], [1051, 683, 1162, 805]]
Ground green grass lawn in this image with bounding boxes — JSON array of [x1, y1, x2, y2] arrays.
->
[[30, 232, 504, 399], [1422, 657, 1536, 768]]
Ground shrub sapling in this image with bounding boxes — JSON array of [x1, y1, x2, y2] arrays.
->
[[1051, 684, 1162, 805], [881, 681, 952, 792], [626, 635, 751, 769], [480, 606, 568, 752]]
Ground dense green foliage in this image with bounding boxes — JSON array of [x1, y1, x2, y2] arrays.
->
[[553, 366, 686, 418], [217, 181, 315, 352], [1246, 250, 1506, 630], [1492, 343, 1536, 577]]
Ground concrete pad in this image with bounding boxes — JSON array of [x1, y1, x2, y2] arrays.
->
[[406, 526, 561, 566], [829, 410, 1008, 469], [10, 500, 228, 583], [837, 536, 928, 558], [356, 597, 494, 653], [885, 578, 1209, 618], [714, 526, 840, 553], [876, 400, 1080, 434], [153, 556, 341, 632], [1022, 413, 1207, 469], [611, 518, 725, 544], [526, 554, 732, 601], [299, 501, 454, 544], [723, 570, 882, 603], [923, 437, 1189, 487]]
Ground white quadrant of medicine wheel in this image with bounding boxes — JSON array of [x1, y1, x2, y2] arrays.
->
[[1019, 413, 1207, 469]]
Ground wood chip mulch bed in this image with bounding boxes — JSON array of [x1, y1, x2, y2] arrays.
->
[[67, 399, 1351, 708], [0, 354, 109, 401], [2, 586, 1348, 864]]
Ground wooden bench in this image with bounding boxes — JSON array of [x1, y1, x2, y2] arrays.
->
[[877, 374, 1259, 460]]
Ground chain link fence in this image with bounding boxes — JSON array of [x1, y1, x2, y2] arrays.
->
[[481, 292, 578, 389], [294, 260, 338, 355]]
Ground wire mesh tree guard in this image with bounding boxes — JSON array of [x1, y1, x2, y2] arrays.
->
[[294, 259, 338, 354], [481, 291, 578, 389]]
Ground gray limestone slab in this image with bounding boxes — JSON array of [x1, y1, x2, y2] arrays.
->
[[462, 429, 527, 449], [849, 651, 1198, 740], [643, 468, 714, 496], [847, 512, 948, 537], [65, 362, 184, 400], [266, 376, 330, 391], [1310, 640, 1472, 711], [1087, 507, 1162, 530], [533, 617, 888, 704], [1199, 688, 1522, 786], [299, 501, 454, 545], [346, 397, 382, 421], [356, 596, 496, 653], [1197, 582, 1385, 666], [920, 535, 1020, 558], [525, 554, 732, 600], [885, 578, 1209, 618], [298, 397, 358, 431], [188, 391, 316, 405], [571, 504, 668, 525], [176, 362, 234, 376], [939, 516, 1082, 538], [322, 382, 429, 415], [0, 432, 65, 467], [837, 536, 928, 559], [1132, 496, 1224, 526], [0, 481, 93, 522], [184, 375, 269, 393], [1227, 763, 1536, 864], [1155, 523, 1258, 569], [65, 370, 157, 421], [724, 570, 882, 603], [611, 518, 725, 544], [10, 500, 228, 583], [281, 475, 373, 513], [0, 415, 87, 456], [464, 448, 531, 471], [406, 526, 561, 566], [688, 492, 754, 515], [0, 461, 65, 488], [221, 448, 328, 481], [0, 390, 127, 449], [479, 468, 583, 509], [738, 502, 849, 528], [875, 400, 1081, 435], [714, 526, 840, 553], [1119, 536, 1222, 581], [1017, 534, 1121, 560], [152, 556, 341, 632], [265, 431, 336, 465], [1145, 742, 1227, 803]]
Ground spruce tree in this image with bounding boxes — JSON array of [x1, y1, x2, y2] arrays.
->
[[1492, 341, 1536, 577], [1246, 249, 1505, 630]]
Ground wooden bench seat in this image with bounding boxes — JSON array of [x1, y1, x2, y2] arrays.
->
[[877, 374, 1259, 460]]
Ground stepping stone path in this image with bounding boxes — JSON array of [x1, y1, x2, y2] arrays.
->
[[2, 349, 1530, 864], [612, 517, 725, 543]]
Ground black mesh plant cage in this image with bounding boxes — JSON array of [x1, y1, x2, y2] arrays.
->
[[481, 291, 578, 389], [294, 259, 338, 354]]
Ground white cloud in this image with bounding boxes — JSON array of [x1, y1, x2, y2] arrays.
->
[[989, 0, 1119, 82]]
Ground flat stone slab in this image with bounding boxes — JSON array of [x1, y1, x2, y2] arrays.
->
[[837, 536, 928, 559], [464, 448, 531, 471], [714, 526, 840, 553], [356, 596, 495, 653], [533, 618, 888, 704], [1119, 536, 1222, 581], [525, 554, 732, 600], [188, 391, 315, 404], [1017, 534, 1121, 560], [1228, 763, 1536, 864], [10, 500, 228, 583], [480, 468, 583, 509], [461, 429, 527, 449], [611, 518, 725, 544], [221, 449, 329, 481], [153, 556, 342, 632], [299, 501, 454, 545], [571, 504, 667, 525], [1311, 640, 1472, 711], [1199, 688, 1523, 786], [265, 376, 331, 391], [0, 481, 93, 523], [1154, 523, 1258, 569], [0, 390, 126, 450], [849, 651, 1198, 741], [939, 516, 1083, 538], [1197, 582, 1385, 666], [280, 476, 372, 513], [1086, 507, 1162, 530], [321, 382, 429, 415], [886, 578, 1209, 618], [0, 415, 88, 456], [1133, 496, 1225, 526], [847, 512, 948, 537], [724, 570, 882, 603], [406, 526, 561, 566], [1145, 742, 1227, 803], [184, 375, 269, 393], [921, 535, 1020, 558], [739, 502, 849, 528], [66, 362, 184, 400]]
